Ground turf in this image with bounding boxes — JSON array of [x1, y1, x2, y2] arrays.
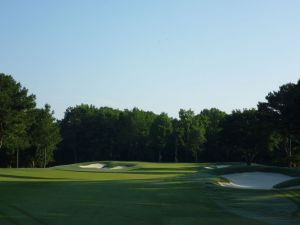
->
[[0, 162, 299, 225], [273, 178, 300, 189]]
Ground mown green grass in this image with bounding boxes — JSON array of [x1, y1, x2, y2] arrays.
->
[[0, 162, 299, 225]]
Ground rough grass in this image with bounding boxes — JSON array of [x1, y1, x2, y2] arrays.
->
[[0, 162, 299, 225]]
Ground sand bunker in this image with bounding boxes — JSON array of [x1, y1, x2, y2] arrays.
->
[[111, 166, 127, 170], [79, 163, 128, 170], [204, 165, 230, 170], [79, 163, 105, 169], [219, 172, 294, 190], [215, 165, 230, 169], [204, 166, 213, 169]]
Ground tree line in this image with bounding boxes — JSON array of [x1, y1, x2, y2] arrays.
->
[[1, 73, 300, 167], [0, 74, 61, 167]]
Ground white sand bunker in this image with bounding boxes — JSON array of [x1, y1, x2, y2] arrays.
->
[[215, 165, 230, 169], [205, 165, 230, 170], [204, 166, 214, 169], [79, 163, 128, 170], [111, 166, 127, 170], [219, 172, 293, 190], [79, 163, 105, 169]]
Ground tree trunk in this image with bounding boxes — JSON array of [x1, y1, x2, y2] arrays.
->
[[16, 149, 19, 168], [245, 151, 255, 166], [73, 148, 78, 163], [0, 122, 3, 150], [0, 137, 3, 150], [158, 149, 162, 162], [174, 143, 178, 162], [285, 136, 293, 167], [289, 137, 293, 167], [44, 148, 47, 168]]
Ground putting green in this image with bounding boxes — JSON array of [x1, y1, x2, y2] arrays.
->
[[0, 162, 299, 225]]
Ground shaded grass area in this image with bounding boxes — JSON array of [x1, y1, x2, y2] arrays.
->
[[274, 178, 300, 189], [0, 162, 299, 225]]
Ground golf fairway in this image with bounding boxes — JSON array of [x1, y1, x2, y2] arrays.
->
[[0, 162, 299, 225]]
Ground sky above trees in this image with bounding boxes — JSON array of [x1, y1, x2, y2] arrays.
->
[[1, 0, 300, 119]]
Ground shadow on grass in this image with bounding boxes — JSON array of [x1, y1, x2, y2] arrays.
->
[[0, 174, 67, 180], [9, 204, 50, 225]]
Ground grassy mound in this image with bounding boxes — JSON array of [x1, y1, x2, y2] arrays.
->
[[0, 162, 200, 182], [273, 178, 300, 189], [211, 164, 300, 177], [53, 161, 137, 172]]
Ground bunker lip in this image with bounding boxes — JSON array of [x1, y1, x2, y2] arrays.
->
[[204, 165, 230, 170], [79, 163, 106, 169], [111, 166, 127, 170], [219, 172, 298, 190], [79, 163, 128, 170]]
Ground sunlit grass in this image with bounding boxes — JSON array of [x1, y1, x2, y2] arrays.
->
[[0, 162, 200, 182]]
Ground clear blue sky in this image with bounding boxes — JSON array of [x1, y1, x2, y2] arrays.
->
[[1, 0, 299, 119]]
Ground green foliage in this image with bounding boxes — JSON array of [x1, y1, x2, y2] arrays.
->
[[150, 113, 172, 162], [0, 74, 36, 150], [178, 109, 206, 162], [171, 118, 184, 162], [199, 108, 226, 161], [0, 73, 36, 167], [57, 107, 207, 164], [219, 109, 272, 165], [200, 108, 226, 137], [29, 105, 61, 167], [258, 80, 300, 167], [1, 72, 300, 167], [0, 73, 61, 167]]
